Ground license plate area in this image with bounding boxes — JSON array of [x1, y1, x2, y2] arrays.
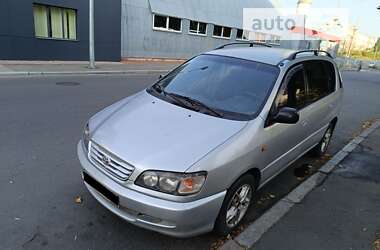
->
[[83, 172, 119, 206]]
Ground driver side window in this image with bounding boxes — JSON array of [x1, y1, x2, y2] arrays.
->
[[277, 65, 307, 110]]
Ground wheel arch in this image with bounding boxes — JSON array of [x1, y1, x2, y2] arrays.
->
[[228, 167, 261, 191]]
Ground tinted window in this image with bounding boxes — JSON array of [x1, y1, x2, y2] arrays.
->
[[150, 55, 279, 120], [154, 15, 167, 29], [189, 21, 207, 35], [277, 65, 307, 110], [198, 22, 207, 34], [168, 17, 181, 31], [213, 25, 223, 36], [304, 60, 336, 103], [236, 29, 243, 39], [223, 27, 232, 38], [189, 20, 198, 32]]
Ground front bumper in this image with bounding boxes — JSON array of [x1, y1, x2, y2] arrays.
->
[[77, 141, 226, 237]]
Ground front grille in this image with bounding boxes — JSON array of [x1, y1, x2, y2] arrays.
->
[[89, 142, 134, 181]]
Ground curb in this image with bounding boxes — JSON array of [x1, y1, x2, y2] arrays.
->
[[220, 119, 380, 250], [0, 69, 170, 76]]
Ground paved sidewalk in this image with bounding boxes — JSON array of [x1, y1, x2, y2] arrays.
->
[[0, 60, 180, 76], [251, 127, 380, 250], [0, 59, 375, 76]]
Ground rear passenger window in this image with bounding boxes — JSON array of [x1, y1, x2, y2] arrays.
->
[[304, 61, 336, 103], [277, 65, 308, 110]]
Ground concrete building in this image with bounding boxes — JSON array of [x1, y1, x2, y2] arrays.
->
[[121, 0, 287, 60], [1, 0, 320, 61], [0, 0, 121, 61]]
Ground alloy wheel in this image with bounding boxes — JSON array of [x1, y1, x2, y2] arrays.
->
[[320, 127, 333, 153], [225, 184, 252, 228]]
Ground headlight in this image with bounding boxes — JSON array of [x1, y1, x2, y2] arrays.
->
[[83, 123, 90, 151], [135, 171, 207, 196]]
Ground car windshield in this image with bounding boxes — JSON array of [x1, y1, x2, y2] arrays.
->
[[149, 54, 279, 120]]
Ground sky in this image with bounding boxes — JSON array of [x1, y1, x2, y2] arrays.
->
[[275, 0, 380, 38]]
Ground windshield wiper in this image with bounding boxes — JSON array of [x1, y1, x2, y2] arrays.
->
[[151, 85, 223, 118], [164, 92, 196, 111], [152, 85, 196, 111], [166, 92, 224, 118]]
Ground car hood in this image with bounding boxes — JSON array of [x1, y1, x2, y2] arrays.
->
[[91, 91, 247, 172]]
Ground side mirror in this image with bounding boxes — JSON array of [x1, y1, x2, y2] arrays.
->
[[272, 107, 299, 124], [158, 74, 164, 80]]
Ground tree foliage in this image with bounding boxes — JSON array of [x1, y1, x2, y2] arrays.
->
[[374, 38, 380, 51]]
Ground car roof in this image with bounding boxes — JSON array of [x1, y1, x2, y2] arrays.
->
[[205, 46, 301, 66]]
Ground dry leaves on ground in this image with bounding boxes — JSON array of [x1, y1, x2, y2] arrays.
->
[[373, 232, 380, 250], [74, 196, 83, 204]]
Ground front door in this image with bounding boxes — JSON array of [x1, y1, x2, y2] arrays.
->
[[260, 64, 312, 182]]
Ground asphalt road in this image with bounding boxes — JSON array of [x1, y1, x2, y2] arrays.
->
[[1, 71, 379, 250]]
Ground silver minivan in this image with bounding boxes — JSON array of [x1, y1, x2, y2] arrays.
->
[[77, 44, 343, 237]]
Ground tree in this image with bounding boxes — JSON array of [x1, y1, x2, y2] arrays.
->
[[374, 38, 380, 52]]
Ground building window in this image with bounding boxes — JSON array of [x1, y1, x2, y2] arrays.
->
[[153, 14, 182, 32], [213, 25, 231, 39], [33, 5, 48, 37], [236, 29, 250, 41], [268, 35, 281, 45], [213, 25, 223, 37], [189, 20, 207, 36], [33, 4, 77, 40], [254, 32, 267, 43]]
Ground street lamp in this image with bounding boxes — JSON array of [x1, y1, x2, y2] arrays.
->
[[346, 26, 358, 58], [89, 0, 96, 69], [297, 0, 313, 45]]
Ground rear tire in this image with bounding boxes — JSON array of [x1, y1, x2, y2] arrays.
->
[[311, 123, 335, 157], [214, 174, 256, 236]]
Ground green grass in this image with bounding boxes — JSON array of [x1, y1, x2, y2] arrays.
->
[[338, 50, 380, 61]]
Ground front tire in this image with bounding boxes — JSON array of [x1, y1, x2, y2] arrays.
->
[[214, 174, 256, 236]]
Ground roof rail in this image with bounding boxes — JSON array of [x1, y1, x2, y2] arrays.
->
[[286, 50, 333, 60], [215, 42, 272, 50]]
